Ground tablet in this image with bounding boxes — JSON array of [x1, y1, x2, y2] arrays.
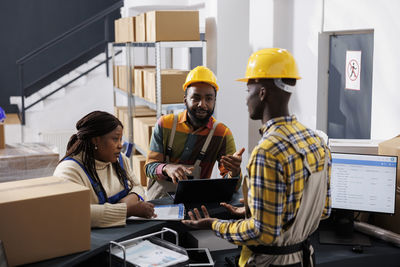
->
[[186, 248, 214, 266]]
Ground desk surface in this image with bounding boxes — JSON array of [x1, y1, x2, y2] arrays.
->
[[24, 192, 243, 267], [23, 192, 400, 267]]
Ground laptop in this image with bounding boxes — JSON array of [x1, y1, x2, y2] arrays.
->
[[170, 178, 240, 209]]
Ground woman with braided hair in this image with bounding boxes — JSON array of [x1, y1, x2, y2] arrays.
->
[[54, 111, 155, 228]]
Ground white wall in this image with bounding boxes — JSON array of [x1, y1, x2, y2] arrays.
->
[[205, 0, 250, 170], [248, 0, 274, 151]]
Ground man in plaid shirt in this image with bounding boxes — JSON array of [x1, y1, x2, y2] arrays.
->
[[183, 48, 331, 267]]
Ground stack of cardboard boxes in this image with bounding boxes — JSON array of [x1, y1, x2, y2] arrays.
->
[[114, 106, 156, 188], [114, 10, 199, 43], [113, 10, 198, 104], [113, 10, 201, 192]]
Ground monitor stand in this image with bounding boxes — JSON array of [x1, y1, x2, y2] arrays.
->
[[319, 210, 371, 246]]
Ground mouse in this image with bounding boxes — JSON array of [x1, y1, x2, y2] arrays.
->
[[351, 245, 364, 253]]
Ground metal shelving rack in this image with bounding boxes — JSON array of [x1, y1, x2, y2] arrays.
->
[[111, 41, 207, 158]]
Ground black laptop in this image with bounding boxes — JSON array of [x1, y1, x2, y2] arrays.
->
[[171, 178, 240, 207]]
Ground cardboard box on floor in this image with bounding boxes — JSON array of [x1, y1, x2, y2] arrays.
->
[[370, 135, 400, 234], [132, 154, 147, 187], [146, 10, 199, 42], [144, 69, 188, 104], [133, 116, 157, 152], [0, 177, 90, 266]]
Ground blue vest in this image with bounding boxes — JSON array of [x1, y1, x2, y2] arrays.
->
[[64, 154, 129, 204]]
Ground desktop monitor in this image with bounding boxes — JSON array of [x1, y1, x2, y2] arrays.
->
[[319, 152, 397, 246]]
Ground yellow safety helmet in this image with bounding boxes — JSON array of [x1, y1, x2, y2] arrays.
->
[[237, 48, 301, 82], [182, 66, 219, 91]]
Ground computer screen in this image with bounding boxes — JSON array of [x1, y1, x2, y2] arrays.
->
[[331, 152, 398, 214]]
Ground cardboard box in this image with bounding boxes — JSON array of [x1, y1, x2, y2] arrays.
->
[[328, 139, 381, 154], [135, 13, 146, 42], [134, 66, 155, 98], [0, 143, 59, 183], [132, 154, 147, 187], [146, 10, 200, 42], [115, 106, 156, 138], [113, 65, 119, 87], [133, 116, 157, 152], [2, 114, 22, 144], [114, 17, 135, 43], [0, 177, 90, 266], [114, 19, 120, 43], [0, 124, 4, 149], [144, 69, 188, 104], [369, 135, 400, 233], [118, 65, 135, 93]]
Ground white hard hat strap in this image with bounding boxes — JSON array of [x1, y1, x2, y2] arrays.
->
[[274, 78, 295, 93]]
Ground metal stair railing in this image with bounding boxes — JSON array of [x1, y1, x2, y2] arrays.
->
[[16, 0, 123, 125]]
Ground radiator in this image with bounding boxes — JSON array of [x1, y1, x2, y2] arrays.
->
[[39, 131, 74, 159]]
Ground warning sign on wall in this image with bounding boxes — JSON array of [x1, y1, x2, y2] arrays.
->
[[345, 50, 362, 90]]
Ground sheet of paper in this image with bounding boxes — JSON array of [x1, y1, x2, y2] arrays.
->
[[114, 240, 188, 267], [128, 204, 185, 221]]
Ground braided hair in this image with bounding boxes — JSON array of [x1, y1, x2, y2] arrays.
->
[[61, 111, 133, 199]]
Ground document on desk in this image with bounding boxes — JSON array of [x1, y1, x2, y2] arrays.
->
[[114, 239, 188, 267], [128, 204, 185, 221]]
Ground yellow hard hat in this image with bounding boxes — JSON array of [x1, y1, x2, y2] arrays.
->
[[182, 66, 219, 91], [237, 48, 301, 82]]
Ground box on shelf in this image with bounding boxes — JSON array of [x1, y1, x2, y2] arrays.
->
[[0, 176, 90, 266], [133, 116, 157, 152], [134, 66, 155, 98], [0, 143, 59, 183], [118, 65, 135, 93], [370, 135, 400, 234], [113, 65, 119, 88], [114, 19, 120, 43], [114, 17, 135, 43], [135, 13, 146, 42], [144, 69, 188, 104], [132, 154, 147, 187], [146, 10, 200, 42], [328, 139, 381, 154], [115, 106, 156, 138]]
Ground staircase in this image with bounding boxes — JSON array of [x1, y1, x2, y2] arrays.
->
[[0, 0, 124, 157], [8, 50, 120, 157]]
